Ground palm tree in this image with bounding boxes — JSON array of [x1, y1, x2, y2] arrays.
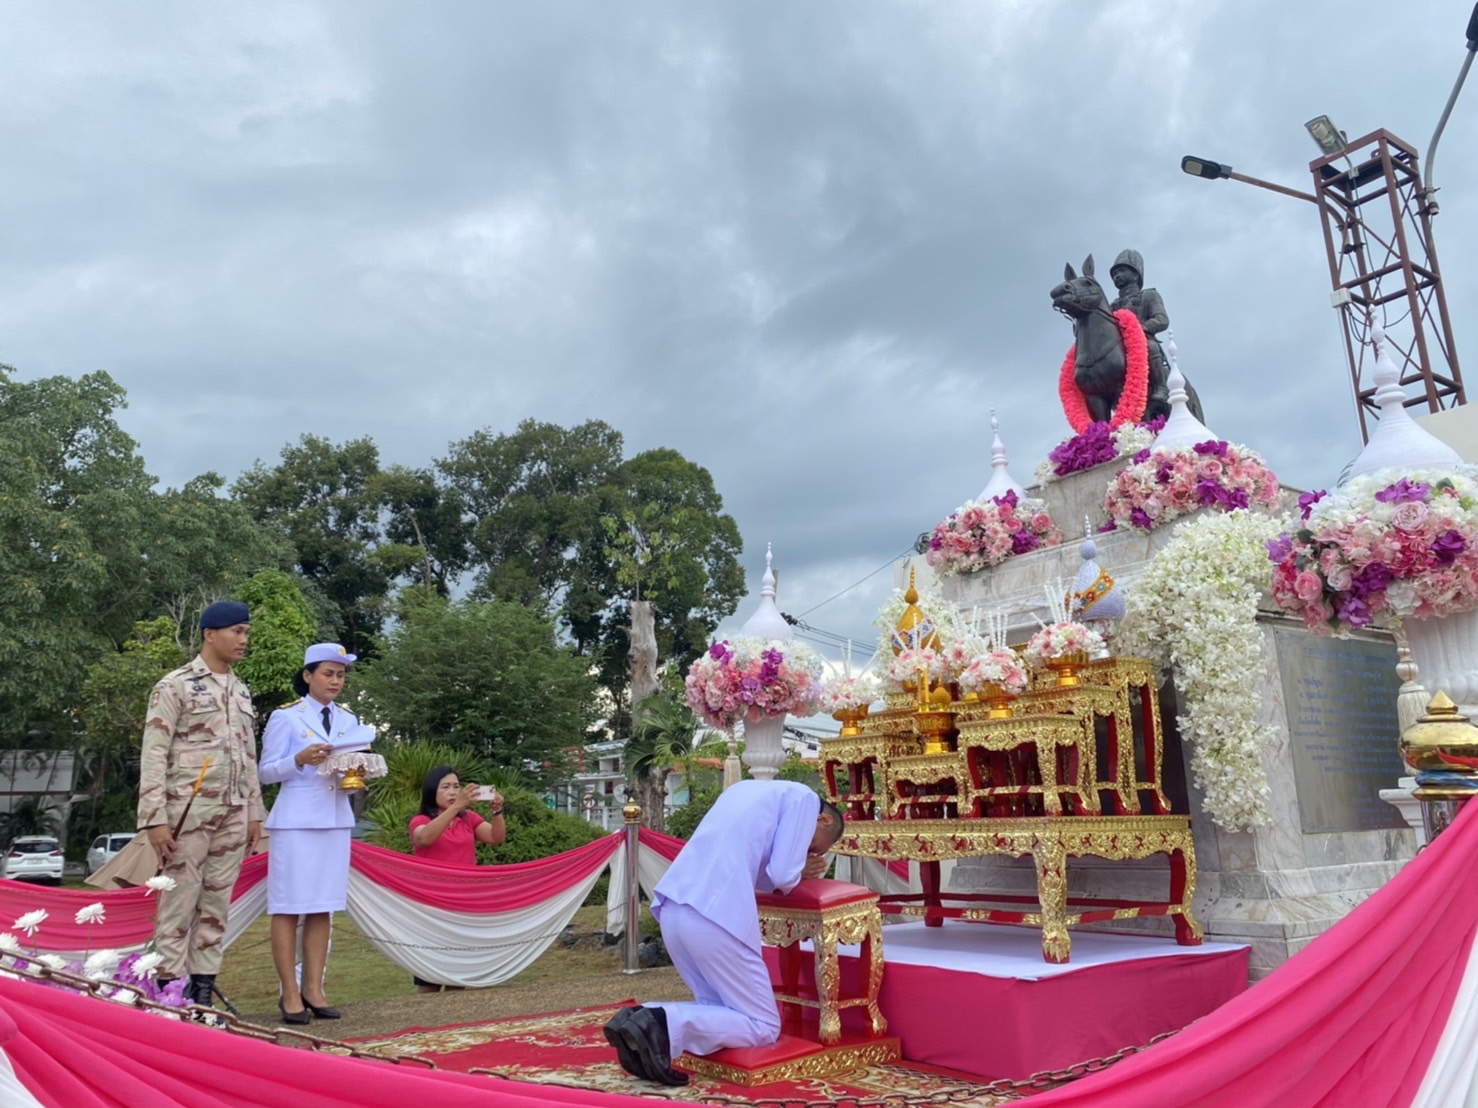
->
[[624, 695, 700, 833]]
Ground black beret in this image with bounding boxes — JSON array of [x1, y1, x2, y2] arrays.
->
[[199, 600, 251, 630]]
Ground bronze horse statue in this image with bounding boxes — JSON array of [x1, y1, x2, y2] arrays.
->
[[1049, 255, 1202, 425]]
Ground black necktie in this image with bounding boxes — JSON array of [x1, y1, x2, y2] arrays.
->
[[321, 705, 332, 736]]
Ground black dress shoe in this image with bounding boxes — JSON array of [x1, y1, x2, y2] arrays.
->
[[602, 1007, 647, 1079], [627, 1006, 689, 1087], [278, 1001, 312, 1026], [303, 1001, 340, 1020]]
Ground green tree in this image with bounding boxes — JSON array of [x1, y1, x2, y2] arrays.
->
[[0, 368, 154, 735], [354, 592, 599, 784], [439, 418, 624, 616], [624, 694, 701, 833], [0, 796, 62, 844], [77, 616, 187, 798], [366, 465, 468, 595], [231, 436, 391, 656], [231, 569, 319, 718]]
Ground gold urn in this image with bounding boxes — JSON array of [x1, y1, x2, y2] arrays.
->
[[338, 763, 369, 792], [1400, 691, 1478, 782], [832, 704, 870, 738]]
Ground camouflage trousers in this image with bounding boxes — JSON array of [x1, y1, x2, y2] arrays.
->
[[154, 804, 250, 978]]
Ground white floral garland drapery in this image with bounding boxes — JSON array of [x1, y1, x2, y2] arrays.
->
[[1117, 510, 1283, 830]]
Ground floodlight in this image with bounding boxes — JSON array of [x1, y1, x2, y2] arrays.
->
[[1180, 156, 1232, 180], [1305, 116, 1347, 157]]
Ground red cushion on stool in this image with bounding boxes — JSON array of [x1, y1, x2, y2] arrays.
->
[[693, 1033, 819, 1069], [756, 878, 877, 911]]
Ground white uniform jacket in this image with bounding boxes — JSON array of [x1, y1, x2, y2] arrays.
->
[[259, 699, 357, 831], [652, 780, 820, 950]]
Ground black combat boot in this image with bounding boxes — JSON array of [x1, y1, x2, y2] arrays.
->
[[188, 974, 216, 1008]]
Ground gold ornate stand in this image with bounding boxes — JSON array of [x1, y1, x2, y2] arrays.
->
[[756, 891, 888, 1045], [821, 657, 1202, 963]]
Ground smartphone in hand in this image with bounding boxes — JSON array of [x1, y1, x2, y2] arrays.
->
[[475, 785, 498, 802]]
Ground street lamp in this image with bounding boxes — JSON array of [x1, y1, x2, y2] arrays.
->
[[1304, 115, 1348, 157], [1179, 155, 1318, 205]]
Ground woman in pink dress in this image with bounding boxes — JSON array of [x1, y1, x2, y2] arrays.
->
[[407, 765, 506, 992]]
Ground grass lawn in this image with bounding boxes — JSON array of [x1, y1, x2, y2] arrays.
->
[[216, 903, 640, 1017]]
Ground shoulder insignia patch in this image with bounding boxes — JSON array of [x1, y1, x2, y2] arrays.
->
[[282, 698, 302, 708]]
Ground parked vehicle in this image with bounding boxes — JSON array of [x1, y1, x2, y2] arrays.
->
[[3, 836, 64, 884], [85, 832, 137, 877]]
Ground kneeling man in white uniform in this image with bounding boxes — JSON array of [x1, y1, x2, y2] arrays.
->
[[604, 779, 845, 1085]]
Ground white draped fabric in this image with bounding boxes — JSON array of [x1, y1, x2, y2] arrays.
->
[[1413, 928, 1478, 1107]]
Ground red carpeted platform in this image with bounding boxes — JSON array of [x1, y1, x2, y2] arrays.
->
[[763, 920, 1249, 1080]]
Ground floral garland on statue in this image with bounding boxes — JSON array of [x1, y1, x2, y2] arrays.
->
[[1034, 417, 1164, 486], [925, 490, 1065, 577], [1267, 469, 1478, 633], [685, 637, 823, 733], [1103, 440, 1281, 533], [1057, 309, 1149, 433], [1116, 510, 1281, 830]]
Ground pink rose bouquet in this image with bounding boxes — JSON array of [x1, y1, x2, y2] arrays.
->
[[1103, 440, 1281, 533], [1267, 470, 1478, 632], [685, 637, 823, 733], [883, 646, 947, 691], [817, 673, 880, 714], [1024, 621, 1106, 667], [926, 490, 1064, 577], [957, 649, 1030, 696]]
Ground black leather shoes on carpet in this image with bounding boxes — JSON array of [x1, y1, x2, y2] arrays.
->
[[602, 1007, 646, 1079], [278, 1001, 312, 1026], [303, 1001, 341, 1019], [626, 1006, 689, 1086]]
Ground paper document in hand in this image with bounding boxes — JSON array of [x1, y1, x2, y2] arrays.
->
[[330, 724, 376, 754]]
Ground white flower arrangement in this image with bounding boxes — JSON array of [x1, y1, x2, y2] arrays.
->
[[1116, 509, 1280, 830], [957, 649, 1030, 696], [817, 673, 880, 714], [13, 910, 46, 937], [883, 647, 948, 691], [1023, 621, 1106, 667]]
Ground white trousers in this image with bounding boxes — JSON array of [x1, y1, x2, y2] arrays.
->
[[653, 903, 780, 1058]]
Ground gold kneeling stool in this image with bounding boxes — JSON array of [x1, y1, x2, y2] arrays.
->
[[755, 879, 888, 1045]]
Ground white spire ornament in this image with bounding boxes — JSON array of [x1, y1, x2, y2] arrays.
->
[[977, 410, 1028, 502], [738, 544, 794, 641], [1344, 322, 1462, 481], [1151, 333, 1218, 451]]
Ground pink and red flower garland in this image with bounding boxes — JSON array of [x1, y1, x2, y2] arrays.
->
[[1058, 309, 1149, 433], [1267, 472, 1478, 632], [1103, 440, 1281, 533], [925, 490, 1064, 577]]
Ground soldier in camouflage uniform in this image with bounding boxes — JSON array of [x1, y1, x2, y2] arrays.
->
[[138, 600, 265, 1007]]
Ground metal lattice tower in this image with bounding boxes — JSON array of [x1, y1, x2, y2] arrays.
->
[[1309, 129, 1466, 443]]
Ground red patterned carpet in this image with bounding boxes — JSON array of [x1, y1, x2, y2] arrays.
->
[[349, 1002, 1017, 1105]]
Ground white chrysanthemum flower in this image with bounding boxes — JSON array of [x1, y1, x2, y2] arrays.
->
[[110, 987, 140, 1006], [36, 954, 67, 972], [74, 902, 106, 927], [144, 875, 177, 895], [0, 933, 21, 954], [131, 951, 164, 978], [84, 949, 122, 980], [13, 910, 47, 937]]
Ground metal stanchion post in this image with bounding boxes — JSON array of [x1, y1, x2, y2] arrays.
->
[[622, 792, 642, 974]]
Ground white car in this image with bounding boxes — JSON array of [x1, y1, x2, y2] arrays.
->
[[3, 836, 64, 884], [85, 832, 137, 877]]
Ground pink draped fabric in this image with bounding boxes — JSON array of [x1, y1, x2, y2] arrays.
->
[[0, 971, 654, 1108], [1028, 801, 1478, 1108], [348, 838, 620, 911], [0, 854, 267, 951], [636, 827, 684, 862]]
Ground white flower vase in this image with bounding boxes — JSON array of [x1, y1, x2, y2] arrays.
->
[[741, 713, 787, 781], [1403, 611, 1478, 720]]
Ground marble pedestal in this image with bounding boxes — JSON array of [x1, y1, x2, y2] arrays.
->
[[925, 464, 1417, 979]]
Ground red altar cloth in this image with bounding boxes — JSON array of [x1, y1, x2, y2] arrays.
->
[[764, 931, 1248, 1079]]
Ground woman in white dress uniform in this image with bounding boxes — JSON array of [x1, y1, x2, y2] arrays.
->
[[259, 643, 358, 1024]]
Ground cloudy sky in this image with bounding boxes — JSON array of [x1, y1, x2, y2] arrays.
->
[[1, 0, 1474, 662]]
